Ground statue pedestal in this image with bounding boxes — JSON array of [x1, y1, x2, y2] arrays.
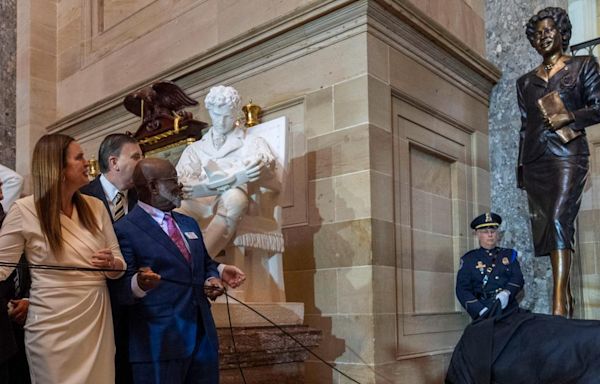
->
[[217, 325, 322, 384], [211, 301, 304, 327], [213, 302, 321, 383]]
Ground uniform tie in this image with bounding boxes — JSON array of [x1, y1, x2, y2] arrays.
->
[[164, 214, 191, 263], [113, 192, 125, 221]]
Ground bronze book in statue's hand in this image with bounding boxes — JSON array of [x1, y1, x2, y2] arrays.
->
[[537, 91, 582, 143]]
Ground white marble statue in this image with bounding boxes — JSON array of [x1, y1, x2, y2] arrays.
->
[[176, 85, 288, 302]]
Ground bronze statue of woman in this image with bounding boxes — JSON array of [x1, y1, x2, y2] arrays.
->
[[517, 7, 600, 317]]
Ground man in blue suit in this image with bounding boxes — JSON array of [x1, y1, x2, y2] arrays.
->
[[114, 158, 223, 384]]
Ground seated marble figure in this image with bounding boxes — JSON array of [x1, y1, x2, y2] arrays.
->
[[176, 85, 287, 302]]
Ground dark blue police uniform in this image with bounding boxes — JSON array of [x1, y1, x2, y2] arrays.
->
[[456, 212, 525, 320], [456, 246, 524, 319]]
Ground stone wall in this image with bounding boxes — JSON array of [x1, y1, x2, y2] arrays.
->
[[0, 0, 16, 168], [17, 1, 496, 383], [485, 0, 567, 314], [407, 0, 485, 56]]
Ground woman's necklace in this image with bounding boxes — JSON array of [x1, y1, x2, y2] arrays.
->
[[543, 55, 562, 72]]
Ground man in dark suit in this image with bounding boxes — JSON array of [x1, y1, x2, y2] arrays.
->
[[80, 133, 142, 222], [81, 134, 245, 383], [114, 158, 223, 383], [80, 133, 143, 384], [0, 173, 31, 383]]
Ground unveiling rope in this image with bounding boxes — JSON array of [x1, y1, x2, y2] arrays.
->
[[0, 260, 361, 383]]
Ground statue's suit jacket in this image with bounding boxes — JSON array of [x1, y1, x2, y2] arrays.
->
[[517, 55, 600, 165], [114, 206, 220, 366]]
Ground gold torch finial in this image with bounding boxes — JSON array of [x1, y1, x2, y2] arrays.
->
[[242, 99, 261, 127], [88, 157, 100, 180]]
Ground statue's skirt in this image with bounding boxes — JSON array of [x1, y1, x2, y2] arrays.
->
[[522, 151, 588, 256]]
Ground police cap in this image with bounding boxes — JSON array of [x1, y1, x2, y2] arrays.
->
[[470, 212, 502, 230]]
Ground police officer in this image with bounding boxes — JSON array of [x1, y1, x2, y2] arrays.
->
[[456, 212, 524, 320]]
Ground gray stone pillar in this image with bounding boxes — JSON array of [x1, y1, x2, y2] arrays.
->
[[486, 0, 567, 314], [0, 0, 16, 168]]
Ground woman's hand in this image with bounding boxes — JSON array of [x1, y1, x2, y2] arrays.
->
[[545, 112, 574, 131], [91, 248, 117, 269]]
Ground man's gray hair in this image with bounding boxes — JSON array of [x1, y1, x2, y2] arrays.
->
[[204, 85, 241, 110]]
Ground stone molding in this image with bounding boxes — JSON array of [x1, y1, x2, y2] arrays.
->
[[392, 89, 476, 134], [369, 0, 501, 103], [48, 0, 499, 135]]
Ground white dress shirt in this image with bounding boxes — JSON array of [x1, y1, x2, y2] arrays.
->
[[0, 164, 24, 211], [99, 174, 130, 218]]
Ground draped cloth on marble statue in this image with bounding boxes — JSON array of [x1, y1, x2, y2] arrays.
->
[[0, 195, 125, 384], [446, 306, 600, 384]]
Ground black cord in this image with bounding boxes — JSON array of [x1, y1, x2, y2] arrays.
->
[[0, 261, 127, 273], [0, 261, 362, 383], [225, 288, 247, 384], [220, 290, 361, 384]]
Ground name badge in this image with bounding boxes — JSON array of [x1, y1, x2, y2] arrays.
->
[[185, 232, 199, 240]]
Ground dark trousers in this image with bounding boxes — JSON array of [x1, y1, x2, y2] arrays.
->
[[0, 327, 30, 384], [130, 315, 218, 384], [114, 308, 132, 384]]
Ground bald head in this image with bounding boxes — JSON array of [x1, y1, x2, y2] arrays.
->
[[134, 158, 182, 211]]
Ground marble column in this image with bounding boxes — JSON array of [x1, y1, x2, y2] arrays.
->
[[486, 0, 567, 314], [0, 0, 16, 168]]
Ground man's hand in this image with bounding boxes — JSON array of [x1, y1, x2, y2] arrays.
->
[[8, 299, 29, 326], [496, 290, 510, 309], [221, 265, 246, 288], [137, 267, 161, 291], [204, 278, 225, 300]]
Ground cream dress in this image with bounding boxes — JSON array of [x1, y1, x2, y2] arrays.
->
[[0, 194, 125, 384]]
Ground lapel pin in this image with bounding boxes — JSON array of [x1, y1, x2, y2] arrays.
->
[[185, 232, 199, 240]]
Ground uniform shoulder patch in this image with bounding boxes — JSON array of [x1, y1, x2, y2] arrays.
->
[[499, 248, 518, 262], [511, 249, 518, 262]]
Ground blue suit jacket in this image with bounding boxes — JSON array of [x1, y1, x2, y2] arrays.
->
[[114, 206, 220, 363]]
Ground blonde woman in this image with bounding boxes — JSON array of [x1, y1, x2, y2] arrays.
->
[[0, 134, 126, 383]]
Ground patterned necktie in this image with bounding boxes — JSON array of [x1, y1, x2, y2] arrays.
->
[[164, 214, 191, 263], [13, 267, 21, 298], [113, 192, 125, 221]]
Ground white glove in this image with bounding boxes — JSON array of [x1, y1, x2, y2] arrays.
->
[[478, 307, 489, 317], [496, 290, 510, 309]]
